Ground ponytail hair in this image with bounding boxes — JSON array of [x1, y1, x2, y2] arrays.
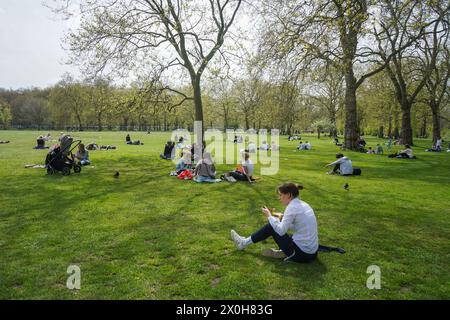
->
[[277, 182, 304, 198]]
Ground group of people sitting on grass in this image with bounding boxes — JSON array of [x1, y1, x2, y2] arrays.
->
[[366, 144, 384, 154], [425, 138, 446, 152], [170, 149, 255, 183], [166, 141, 256, 182], [288, 134, 301, 141], [297, 141, 311, 150]]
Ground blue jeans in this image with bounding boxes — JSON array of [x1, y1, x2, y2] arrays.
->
[[194, 176, 219, 183], [251, 223, 317, 263]]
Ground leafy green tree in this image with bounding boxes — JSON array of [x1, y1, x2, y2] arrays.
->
[[0, 97, 12, 129]]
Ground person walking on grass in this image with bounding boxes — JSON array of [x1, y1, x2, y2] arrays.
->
[[231, 183, 318, 263]]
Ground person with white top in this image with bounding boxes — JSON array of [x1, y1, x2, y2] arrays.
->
[[436, 137, 442, 150], [248, 141, 257, 153], [231, 183, 319, 262], [396, 145, 414, 158], [228, 152, 254, 182], [325, 153, 353, 175], [304, 141, 311, 150], [271, 141, 279, 151], [259, 141, 269, 151]]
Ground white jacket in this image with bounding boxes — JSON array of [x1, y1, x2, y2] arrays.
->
[[330, 156, 353, 175]]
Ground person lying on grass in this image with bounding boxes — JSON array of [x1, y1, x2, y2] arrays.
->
[[325, 153, 353, 175], [0, 140, 10, 144], [425, 143, 442, 152], [86, 143, 117, 150], [193, 152, 220, 183], [231, 183, 318, 262]]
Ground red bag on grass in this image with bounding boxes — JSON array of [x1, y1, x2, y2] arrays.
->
[[177, 170, 193, 180]]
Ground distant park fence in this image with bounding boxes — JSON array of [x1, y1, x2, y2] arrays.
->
[[6, 124, 192, 132], [4, 124, 297, 135]]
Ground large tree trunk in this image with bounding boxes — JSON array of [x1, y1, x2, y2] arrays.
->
[[378, 126, 384, 138], [97, 113, 102, 131], [343, 74, 359, 150], [76, 113, 83, 131], [400, 103, 413, 145], [192, 76, 204, 156], [431, 103, 441, 143], [193, 78, 203, 126], [387, 114, 392, 138], [223, 107, 228, 132], [420, 115, 427, 138]]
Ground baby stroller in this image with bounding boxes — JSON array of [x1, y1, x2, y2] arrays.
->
[[45, 135, 82, 175]]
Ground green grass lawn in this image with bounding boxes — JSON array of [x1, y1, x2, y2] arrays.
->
[[0, 130, 449, 299]]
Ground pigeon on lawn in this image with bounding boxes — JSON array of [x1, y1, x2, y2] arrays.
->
[[114, 171, 120, 178], [343, 183, 349, 191]]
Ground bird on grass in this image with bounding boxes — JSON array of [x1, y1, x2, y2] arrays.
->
[[343, 183, 349, 191], [114, 171, 120, 178]]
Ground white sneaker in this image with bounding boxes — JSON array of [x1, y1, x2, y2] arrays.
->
[[230, 230, 246, 250]]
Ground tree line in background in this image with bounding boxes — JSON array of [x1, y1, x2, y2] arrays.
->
[[1, 0, 449, 147], [1, 66, 448, 140]]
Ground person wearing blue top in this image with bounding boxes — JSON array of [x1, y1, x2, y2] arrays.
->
[[176, 151, 192, 174]]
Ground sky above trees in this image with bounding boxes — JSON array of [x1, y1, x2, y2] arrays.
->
[[0, 0, 79, 89]]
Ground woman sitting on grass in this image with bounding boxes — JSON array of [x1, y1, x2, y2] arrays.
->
[[193, 152, 220, 183], [73, 143, 90, 166], [176, 151, 192, 175], [388, 144, 414, 159], [160, 141, 174, 160], [231, 183, 318, 262], [228, 152, 255, 182], [33, 135, 49, 149]]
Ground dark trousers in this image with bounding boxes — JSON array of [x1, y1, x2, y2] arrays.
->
[[333, 163, 354, 176], [332, 164, 341, 173], [251, 223, 317, 263], [229, 171, 249, 181]]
